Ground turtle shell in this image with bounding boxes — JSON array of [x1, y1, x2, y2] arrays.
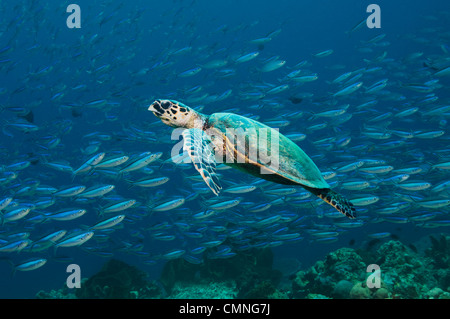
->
[[206, 112, 330, 190]]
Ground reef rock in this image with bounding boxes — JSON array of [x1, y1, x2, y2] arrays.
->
[[292, 247, 366, 298], [76, 259, 162, 299], [292, 237, 450, 299]]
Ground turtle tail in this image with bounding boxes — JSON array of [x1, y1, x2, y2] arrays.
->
[[317, 189, 356, 219]]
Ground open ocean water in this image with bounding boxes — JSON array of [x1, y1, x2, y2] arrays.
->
[[0, 0, 449, 299]]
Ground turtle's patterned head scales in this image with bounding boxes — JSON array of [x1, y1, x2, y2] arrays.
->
[[148, 99, 202, 128]]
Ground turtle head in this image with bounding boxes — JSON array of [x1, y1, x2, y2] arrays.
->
[[148, 99, 203, 128]]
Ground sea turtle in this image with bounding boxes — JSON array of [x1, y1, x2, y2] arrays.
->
[[148, 99, 356, 219]]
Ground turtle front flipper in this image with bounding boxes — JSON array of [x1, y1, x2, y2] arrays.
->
[[316, 189, 356, 219], [182, 128, 222, 195]]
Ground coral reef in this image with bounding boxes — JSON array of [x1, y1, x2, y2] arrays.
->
[[292, 235, 450, 299], [36, 287, 77, 299], [75, 259, 162, 299], [37, 259, 162, 299], [168, 281, 237, 299], [160, 247, 286, 298], [36, 234, 450, 299], [292, 247, 368, 298]]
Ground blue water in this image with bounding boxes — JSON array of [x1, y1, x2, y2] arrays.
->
[[0, 0, 449, 298]]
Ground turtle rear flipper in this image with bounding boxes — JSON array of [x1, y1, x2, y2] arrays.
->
[[182, 128, 222, 195], [317, 189, 356, 219]]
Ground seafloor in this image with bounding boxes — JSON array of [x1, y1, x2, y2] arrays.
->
[[36, 233, 450, 299]]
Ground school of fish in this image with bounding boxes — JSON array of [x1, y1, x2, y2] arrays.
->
[[0, 1, 449, 278]]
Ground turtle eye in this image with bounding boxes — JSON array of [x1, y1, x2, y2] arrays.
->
[[161, 101, 172, 109]]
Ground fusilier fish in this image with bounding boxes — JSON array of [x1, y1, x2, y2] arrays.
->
[[152, 198, 185, 212], [259, 59, 285, 72], [45, 209, 87, 221], [102, 199, 137, 214], [333, 82, 363, 97], [56, 232, 94, 247], [95, 155, 129, 168], [127, 177, 170, 188], [119, 152, 161, 173], [53, 185, 86, 197], [14, 258, 47, 272], [78, 185, 115, 198], [90, 215, 125, 230]]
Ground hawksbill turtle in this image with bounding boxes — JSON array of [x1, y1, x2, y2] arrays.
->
[[148, 99, 356, 219]]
